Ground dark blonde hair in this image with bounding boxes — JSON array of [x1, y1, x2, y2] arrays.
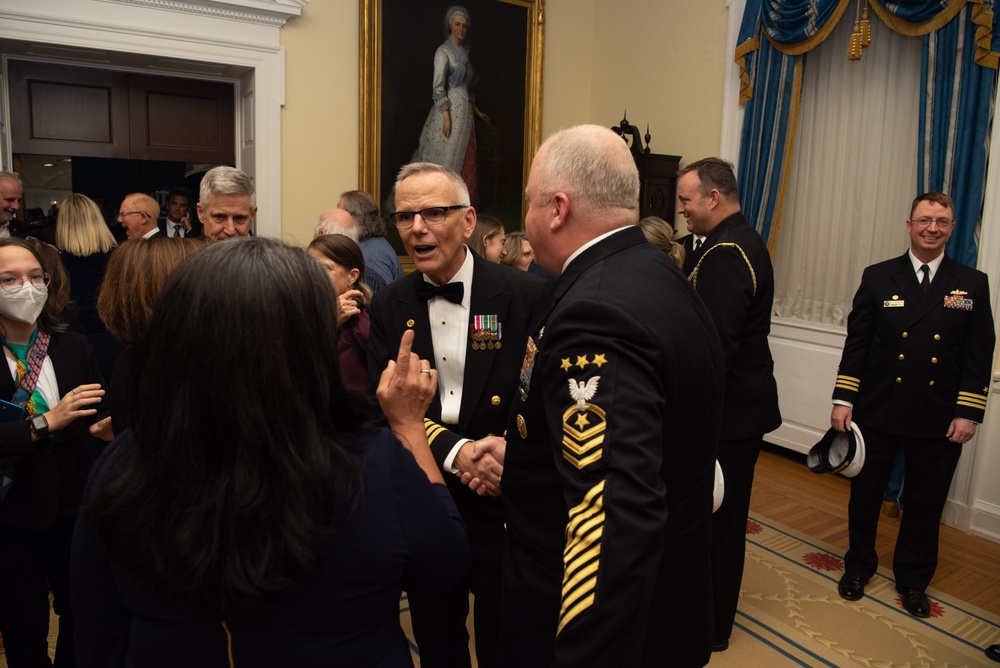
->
[[55, 193, 117, 257], [501, 231, 528, 268], [308, 234, 373, 305], [639, 216, 685, 270], [97, 237, 207, 344], [468, 214, 504, 258]]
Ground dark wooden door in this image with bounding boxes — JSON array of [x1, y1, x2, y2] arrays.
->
[[8, 60, 234, 164]]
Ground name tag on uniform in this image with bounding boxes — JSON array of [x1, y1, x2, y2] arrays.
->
[[883, 300, 904, 307]]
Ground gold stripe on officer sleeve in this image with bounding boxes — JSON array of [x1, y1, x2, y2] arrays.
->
[[835, 375, 861, 392], [558, 480, 605, 635], [424, 419, 448, 445], [957, 391, 988, 410]]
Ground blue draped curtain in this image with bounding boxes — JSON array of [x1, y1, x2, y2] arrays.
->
[[737, 0, 1000, 265]]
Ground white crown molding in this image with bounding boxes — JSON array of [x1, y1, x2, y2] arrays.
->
[[95, 0, 306, 27]]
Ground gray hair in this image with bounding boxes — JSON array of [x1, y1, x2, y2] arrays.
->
[[444, 5, 471, 38], [313, 213, 359, 242], [339, 190, 386, 239], [535, 125, 639, 215], [199, 166, 256, 209], [0, 170, 22, 187], [394, 162, 471, 207]]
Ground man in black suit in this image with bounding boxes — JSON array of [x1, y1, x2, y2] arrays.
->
[[678, 157, 782, 652], [0, 171, 30, 239], [157, 188, 201, 238], [367, 162, 547, 668], [496, 125, 723, 667], [831, 192, 995, 618]]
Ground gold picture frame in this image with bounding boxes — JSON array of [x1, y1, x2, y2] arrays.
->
[[359, 0, 545, 225]]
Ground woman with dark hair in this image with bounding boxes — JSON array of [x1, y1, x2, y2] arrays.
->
[[72, 237, 468, 667], [54, 193, 121, 380], [0, 237, 108, 667], [308, 234, 372, 394], [94, 237, 206, 437], [468, 213, 505, 262]]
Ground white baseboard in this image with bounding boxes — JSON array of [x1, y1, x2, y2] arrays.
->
[[968, 500, 1000, 543]]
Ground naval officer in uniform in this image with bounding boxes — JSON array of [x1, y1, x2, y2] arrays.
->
[[832, 192, 995, 618]]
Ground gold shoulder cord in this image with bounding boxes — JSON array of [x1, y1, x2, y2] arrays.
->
[[221, 618, 235, 668], [690, 243, 758, 297]]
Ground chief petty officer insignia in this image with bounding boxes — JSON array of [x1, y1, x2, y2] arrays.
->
[[560, 352, 609, 471]]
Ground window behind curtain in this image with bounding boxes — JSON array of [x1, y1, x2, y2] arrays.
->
[[772, 16, 923, 327]]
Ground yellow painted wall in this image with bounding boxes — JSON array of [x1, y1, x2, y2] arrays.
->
[[279, 0, 730, 242]]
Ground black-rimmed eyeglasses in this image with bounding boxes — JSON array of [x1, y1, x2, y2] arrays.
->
[[389, 205, 467, 229]]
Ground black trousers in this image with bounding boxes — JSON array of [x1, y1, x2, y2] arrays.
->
[[844, 425, 961, 591], [710, 437, 762, 643], [0, 517, 77, 668], [408, 488, 504, 668]]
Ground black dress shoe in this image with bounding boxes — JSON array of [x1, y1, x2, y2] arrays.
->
[[712, 640, 729, 652], [896, 585, 931, 618], [986, 644, 1000, 662], [838, 573, 868, 601]]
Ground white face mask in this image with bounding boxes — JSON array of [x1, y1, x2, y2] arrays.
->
[[0, 284, 48, 324]]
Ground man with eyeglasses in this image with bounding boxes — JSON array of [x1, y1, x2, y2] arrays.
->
[[832, 192, 995, 619], [367, 162, 547, 668], [117, 193, 161, 240]]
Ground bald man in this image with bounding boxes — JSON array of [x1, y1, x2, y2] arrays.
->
[[497, 125, 723, 667], [118, 193, 161, 240], [313, 208, 359, 241], [0, 171, 28, 238]]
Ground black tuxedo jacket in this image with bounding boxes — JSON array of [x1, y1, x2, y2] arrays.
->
[[367, 252, 549, 468], [0, 330, 109, 530], [500, 226, 723, 667], [833, 253, 994, 437], [690, 212, 782, 440]]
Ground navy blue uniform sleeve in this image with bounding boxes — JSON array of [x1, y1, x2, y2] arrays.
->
[[539, 299, 667, 667], [387, 434, 470, 590]]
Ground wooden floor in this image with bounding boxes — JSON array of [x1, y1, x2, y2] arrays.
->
[[752, 443, 1000, 614]]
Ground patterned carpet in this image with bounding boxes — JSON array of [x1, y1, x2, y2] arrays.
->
[[710, 515, 1000, 667], [402, 515, 1000, 667]]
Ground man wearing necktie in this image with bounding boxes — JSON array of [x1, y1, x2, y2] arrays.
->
[[831, 192, 995, 618], [367, 162, 547, 668], [157, 188, 201, 238]]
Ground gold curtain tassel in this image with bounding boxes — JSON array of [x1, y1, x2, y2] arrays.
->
[[848, 22, 863, 60], [860, 6, 872, 47]]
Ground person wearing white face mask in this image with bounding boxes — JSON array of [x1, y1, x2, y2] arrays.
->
[[0, 237, 109, 667]]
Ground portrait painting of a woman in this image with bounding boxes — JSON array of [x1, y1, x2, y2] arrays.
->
[[410, 5, 490, 205]]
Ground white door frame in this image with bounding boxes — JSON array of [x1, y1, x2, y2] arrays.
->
[[0, 0, 307, 239]]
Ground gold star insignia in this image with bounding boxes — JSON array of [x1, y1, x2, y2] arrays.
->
[[591, 353, 607, 368], [575, 355, 590, 369], [560, 358, 572, 372], [574, 413, 590, 429]]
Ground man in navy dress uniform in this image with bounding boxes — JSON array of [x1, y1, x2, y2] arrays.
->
[[832, 192, 995, 618], [497, 125, 724, 667]]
